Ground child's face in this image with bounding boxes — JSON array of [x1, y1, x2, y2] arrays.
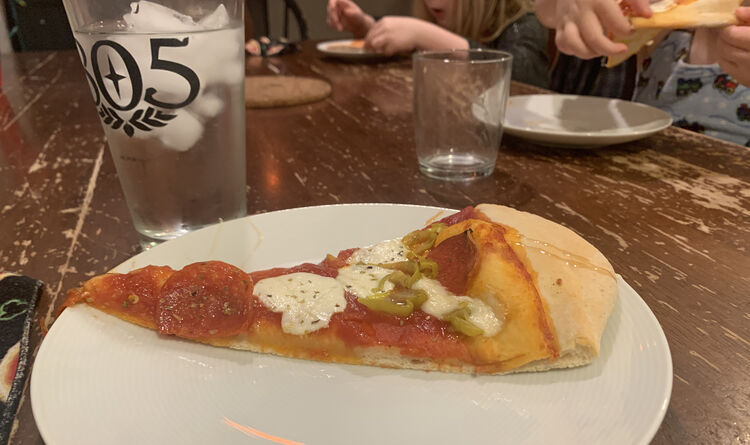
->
[[423, 0, 457, 29]]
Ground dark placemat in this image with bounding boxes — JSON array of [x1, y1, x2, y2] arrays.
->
[[0, 275, 42, 445]]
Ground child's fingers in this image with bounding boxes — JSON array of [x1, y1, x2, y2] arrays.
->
[[364, 23, 383, 50], [365, 20, 383, 39], [326, 1, 335, 27], [735, 6, 750, 23], [719, 24, 750, 51], [717, 57, 740, 80], [718, 41, 746, 63], [556, 22, 597, 59], [365, 34, 385, 53], [717, 28, 750, 85], [580, 11, 627, 55], [378, 41, 396, 56], [342, 4, 361, 20], [366, 23, 398, 55], [326, 11, 341, 31], [326, 0, 343, 30], [594, 0, 632, 37], [718, 33, 750, 72]]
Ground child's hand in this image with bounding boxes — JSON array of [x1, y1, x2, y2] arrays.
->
[[364, 16, 427, 55], [326, 0, 375, 38], [717, 7, 750, 87], [550, 0, 652, 59]]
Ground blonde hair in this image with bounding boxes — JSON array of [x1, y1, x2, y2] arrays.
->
[[413, 0, 532, 43]]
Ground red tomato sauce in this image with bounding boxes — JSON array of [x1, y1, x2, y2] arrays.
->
[[157, 261, 253, 339], [330, 293, 471, 361], [61, 265, 173, 326], [249, 251, 473, 362]]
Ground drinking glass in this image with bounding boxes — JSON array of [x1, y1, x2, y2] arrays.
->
[[62, 0, 247, 246], [413, 49, 512, 181]]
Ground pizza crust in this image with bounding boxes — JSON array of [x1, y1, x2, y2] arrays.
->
[[631, 0, 741, 29], [605, 28, 663, 68], [606, 0, 741, 67], [475, 204, 617, 372]]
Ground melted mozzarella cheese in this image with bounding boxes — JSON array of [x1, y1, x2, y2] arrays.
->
[[255, 237, 502, 337], [336, 264, 393, 299], [414, 278, 503, 336], [620, 0, 674, 13], [649, 0, 675, 13], [414, 278, 457, 317], [347, 238, 407, 264], [348, 239, 503, 336], [460, 297, 502, 337], [254, 272, 346, 335]]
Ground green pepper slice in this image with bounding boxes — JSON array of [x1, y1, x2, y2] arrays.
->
[[358, 294, 414, 317], [447, 316, 484, 337], [445, 303, 484, 337], [418, 258, 438, 279], [379, 261, 417, 275], [402, 223, 446, 255], [379, 257, 437, 281], [358, 287, 429, 317]]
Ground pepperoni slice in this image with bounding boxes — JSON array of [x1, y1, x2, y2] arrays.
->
[[437, 206, 480, 226], [61, 265, 174, 328], [428, 230, 477, 295], [157, 261, 253, 339]]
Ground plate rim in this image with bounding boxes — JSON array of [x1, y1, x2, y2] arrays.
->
[[31, 203, 673, 445], [504, 93, 673, 139], [316, 38, 387, 59], [616, 277, 674, 444]]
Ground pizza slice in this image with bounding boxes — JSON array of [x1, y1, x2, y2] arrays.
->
[[60, 204, 617, 374], [605, 0, 742, 67]]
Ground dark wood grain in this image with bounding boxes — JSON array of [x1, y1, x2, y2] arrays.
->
[[1, 42, 748, 444]]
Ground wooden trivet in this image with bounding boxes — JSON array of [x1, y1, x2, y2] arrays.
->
[[245, 76, 332, 108]]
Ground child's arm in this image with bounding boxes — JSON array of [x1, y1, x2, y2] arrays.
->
[[535, 0, 651, 58], [718, 7, 750, 86], [326, 0, 375, 38], [364, 17, 468, 55]]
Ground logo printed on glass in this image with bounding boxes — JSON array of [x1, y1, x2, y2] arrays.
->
[[76, 37, 200, 138]]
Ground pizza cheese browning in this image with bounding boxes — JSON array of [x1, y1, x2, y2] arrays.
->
[[606, 0, 742, 68], [61, 204, 617, 374]]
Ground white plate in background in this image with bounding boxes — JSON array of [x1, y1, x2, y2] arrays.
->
[[504, 94, 673, 148], [316, 39, 390, 60], [31, 204, 672, 445]]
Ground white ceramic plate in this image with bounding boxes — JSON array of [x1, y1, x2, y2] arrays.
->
[[31, 204, 672, 445], [504, 94, 673, 148], [316, 39, 389, 60]]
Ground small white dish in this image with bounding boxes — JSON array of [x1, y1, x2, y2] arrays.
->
[[504, 94, 673, 148], [31, 204, 672, 445], [316, 39, 389, 60]]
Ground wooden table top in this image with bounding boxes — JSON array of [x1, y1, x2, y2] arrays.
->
[[1, 42, 748, 444]]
